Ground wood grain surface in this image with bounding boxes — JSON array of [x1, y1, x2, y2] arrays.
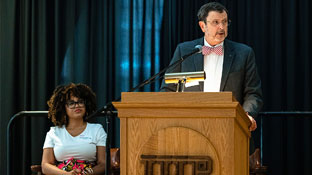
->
[[113, 92, 250, 175]]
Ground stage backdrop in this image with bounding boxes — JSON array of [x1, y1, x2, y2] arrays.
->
[[1, 0, 311, 174]]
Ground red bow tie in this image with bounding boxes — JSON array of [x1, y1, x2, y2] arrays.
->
[[202, 45, 223, 56]]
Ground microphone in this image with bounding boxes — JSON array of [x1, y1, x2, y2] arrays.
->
[[180, 45, 202, 60], [126, 45, 203, 92], [86, 102, 113, 120], [87, 45, 203, 119]]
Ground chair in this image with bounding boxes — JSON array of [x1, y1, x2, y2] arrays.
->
[[249, 148, 268, 175], [31, 148, 120, 175]]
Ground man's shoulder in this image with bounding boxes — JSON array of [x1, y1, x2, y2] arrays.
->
[[177, 37, 203, 48], [225, 39, 253, 52]]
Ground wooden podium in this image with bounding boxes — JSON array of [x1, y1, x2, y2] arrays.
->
[[113, 92, 251, 175]]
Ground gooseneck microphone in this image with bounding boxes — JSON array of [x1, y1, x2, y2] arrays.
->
[[87, 44, 203, 120], [180, 45, 202, 60]]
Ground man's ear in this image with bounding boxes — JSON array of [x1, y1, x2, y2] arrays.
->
[[198, 21, 206, 32]]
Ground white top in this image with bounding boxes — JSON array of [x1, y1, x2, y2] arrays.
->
[[43, 123, 107, 162], [203, 39, 224, 92]]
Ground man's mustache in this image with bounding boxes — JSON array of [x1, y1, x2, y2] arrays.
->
[[216, 30, 225, 34]]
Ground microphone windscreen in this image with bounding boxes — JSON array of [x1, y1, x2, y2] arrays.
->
[[195, 45, 203, 53]]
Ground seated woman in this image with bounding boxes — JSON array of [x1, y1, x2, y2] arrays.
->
[[41, 83, 106, 175]]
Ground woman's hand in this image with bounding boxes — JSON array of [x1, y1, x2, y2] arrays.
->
[[68, 168, 82, 175], [68, 168, 93, 175]]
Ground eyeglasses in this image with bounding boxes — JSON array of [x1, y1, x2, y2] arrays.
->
[[66, 100, 85, 109], [206, 19, 231, 27]]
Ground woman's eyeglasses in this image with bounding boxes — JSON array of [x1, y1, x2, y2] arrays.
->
[[66, 100, 85, 109]]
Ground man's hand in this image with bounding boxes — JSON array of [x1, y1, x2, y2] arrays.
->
[[247, 113, 257, 131]]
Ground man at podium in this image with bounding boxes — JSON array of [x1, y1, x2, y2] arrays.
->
[[160, 2, 263, 133]]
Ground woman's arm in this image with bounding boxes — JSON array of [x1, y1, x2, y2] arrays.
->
[[91, 146, 106, 174], [41, 148, 72, 175]]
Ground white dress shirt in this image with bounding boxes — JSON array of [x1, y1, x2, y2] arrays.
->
[[203, 39, 224, 92]]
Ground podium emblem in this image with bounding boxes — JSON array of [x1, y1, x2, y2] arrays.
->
[[141, 155, 213, 175]]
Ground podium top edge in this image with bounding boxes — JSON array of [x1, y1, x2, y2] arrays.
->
[[119, 92, 236, 103]]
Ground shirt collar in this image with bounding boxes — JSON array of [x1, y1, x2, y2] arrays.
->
[[204, 38, 224, 48]]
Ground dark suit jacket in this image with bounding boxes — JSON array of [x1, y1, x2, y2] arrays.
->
[[160, 38, 263, 117]]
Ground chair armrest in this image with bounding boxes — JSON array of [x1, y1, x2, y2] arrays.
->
[[110, 148, 120, 170]]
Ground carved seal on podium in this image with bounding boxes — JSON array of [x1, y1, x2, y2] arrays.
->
[[141, 155, 213, 175]]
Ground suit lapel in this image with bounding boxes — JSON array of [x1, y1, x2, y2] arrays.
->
[[220, 40, 234, 91], [193, 38, 204, 91]]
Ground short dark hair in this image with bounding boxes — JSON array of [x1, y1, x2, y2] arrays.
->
[[197, 2, 228, 23], [47, 83, 97, 127]]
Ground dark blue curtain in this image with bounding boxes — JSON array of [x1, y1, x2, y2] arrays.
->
[[115, 0, 163, 93], [1, 0, 312, 175], [0, 0, 164, 174], [58, 0, 164, 146]]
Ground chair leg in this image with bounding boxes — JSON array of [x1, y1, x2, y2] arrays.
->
[[249, 148, 268, 175]]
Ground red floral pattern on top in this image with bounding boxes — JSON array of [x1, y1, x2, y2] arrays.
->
[[57, 157, 95, 174]]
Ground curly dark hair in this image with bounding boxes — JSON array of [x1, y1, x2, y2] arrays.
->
[[197, 2, 228, 23], [47, 83, 97, 127]]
